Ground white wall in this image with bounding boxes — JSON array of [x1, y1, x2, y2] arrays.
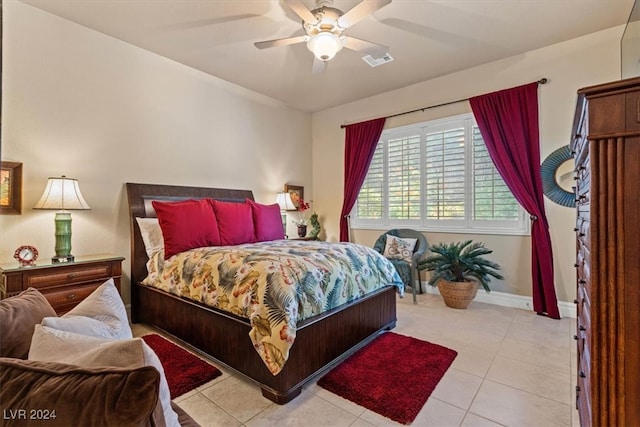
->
[[311, 26, 624, 305], [0, 1, 312, 303]]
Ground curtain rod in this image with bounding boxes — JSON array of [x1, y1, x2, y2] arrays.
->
[[339, 78, 548, 129]]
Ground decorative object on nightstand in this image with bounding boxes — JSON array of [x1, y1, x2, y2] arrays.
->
[[0, 254, 124, 314], [13, 245, 38, 267], [275, 192, 296, 236], [33, 176, 90, 263], [309, 212, 321, 239], [293, 199, 311, 237]]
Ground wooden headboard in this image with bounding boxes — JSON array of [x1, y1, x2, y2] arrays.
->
[[125, 183, 254, 289]]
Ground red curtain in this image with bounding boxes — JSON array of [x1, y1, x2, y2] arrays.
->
[[340, 117, 386, 241], [470, 82, 560, 319]]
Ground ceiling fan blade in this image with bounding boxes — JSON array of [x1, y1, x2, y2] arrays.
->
[[254, 35, 308, 49], [312, 57, 327, 74], [337, 0, 391, 28], [285, 0, 318, 24], [342, 36, 388, 58]]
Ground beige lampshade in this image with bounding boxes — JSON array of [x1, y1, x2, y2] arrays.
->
[[275, 192, 296, 211], [34, 176, 90, 210]]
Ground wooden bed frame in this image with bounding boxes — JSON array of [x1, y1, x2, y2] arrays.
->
[[126, 182, 397, 404]]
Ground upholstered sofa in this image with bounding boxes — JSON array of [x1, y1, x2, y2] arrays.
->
[[0, 282, 199, 427]]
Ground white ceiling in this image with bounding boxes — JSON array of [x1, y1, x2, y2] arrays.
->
[[20, 0, 635, 112]]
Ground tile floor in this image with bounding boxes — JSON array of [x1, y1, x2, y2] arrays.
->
[[133, 292, 578, 427]]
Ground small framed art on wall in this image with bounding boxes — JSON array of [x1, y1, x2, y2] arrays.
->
[[0, 161, 23, 215], [284, 184, 303, 210]]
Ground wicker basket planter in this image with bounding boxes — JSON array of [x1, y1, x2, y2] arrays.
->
[[436, 279, 479, 309]]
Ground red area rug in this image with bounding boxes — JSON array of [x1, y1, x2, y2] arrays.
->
[[142, 334, 222, 398], [317, 332, 457, 425]]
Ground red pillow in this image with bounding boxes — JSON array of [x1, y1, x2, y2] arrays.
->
[[152, 199, 221, 259], [246, 199, 285, 242], [208, 199, 256, 245]]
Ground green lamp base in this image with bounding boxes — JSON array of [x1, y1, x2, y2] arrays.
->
[[53, 212, 74, 263]]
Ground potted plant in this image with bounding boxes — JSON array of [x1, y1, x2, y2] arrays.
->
[[417, 240, 504, 309]]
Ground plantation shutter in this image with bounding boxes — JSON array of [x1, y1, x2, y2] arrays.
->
[[356, 144, 385, 219], [424, 128, 465, 219], [387, 134, 421, 219], [472, 126, 520, 220]]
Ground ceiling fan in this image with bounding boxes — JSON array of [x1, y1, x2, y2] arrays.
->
[[254, 0, 391, 73]]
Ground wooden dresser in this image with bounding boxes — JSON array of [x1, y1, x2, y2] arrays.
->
[[1, 254, 124, 315], [572, 77, 640, 426]]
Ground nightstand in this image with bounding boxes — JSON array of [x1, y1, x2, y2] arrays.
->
[[1, 254, 124, 315]]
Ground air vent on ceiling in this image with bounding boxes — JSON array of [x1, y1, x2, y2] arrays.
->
[[362, 53, 394, 68]]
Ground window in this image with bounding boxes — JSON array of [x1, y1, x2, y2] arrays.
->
[[352, 114, 529, 235]]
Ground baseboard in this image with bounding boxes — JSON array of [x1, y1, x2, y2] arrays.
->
[[421, 282, 576, 318]]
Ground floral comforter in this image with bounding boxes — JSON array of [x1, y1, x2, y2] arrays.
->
[[143, 240, 403, 375]]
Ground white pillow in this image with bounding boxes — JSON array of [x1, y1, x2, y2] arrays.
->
[[29, 325, 179, 427], [136, 217, 165, 258], [383, 235, 418, 263], [42, 278, 132, 340], [29, 325, 144, 366]]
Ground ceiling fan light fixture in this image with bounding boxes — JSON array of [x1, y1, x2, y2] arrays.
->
[[307, 32, 343, 61]]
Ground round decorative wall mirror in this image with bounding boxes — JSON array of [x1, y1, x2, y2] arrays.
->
[[541, 145, 575, 208]]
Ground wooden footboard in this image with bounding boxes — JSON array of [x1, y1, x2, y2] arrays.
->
[[134, 283, 397, 403]]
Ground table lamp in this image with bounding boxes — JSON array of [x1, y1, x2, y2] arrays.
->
[[275, 192, 296, 234], [34, 176, 90, 263]]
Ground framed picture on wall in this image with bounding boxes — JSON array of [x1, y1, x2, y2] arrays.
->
[[284, 184, 303, 210], [0, 161, 23, 215]]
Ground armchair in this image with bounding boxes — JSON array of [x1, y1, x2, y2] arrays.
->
[[373, 229, 428, 303]]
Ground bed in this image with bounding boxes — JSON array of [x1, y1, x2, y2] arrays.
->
[[126, 182, 400, 404]]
